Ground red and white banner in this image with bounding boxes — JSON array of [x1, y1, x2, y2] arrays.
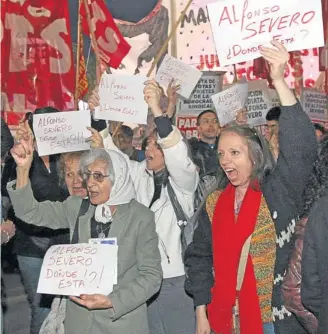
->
[[81, 0, 131, 69], [177, 115, 199, 139], [1, 0, 75, 126]]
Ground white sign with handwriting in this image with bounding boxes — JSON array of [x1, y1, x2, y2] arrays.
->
[[211, 81, 249, 126], [155, 54, 203, 99], [37, 244, 118, 296], [96, 73, 148, 124], [33, 110, 91, 156], [207, 0, 324, 66]]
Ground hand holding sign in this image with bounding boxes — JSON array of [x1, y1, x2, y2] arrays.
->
[[167, 79, 181, 106], [70, 294, 112, 310], [144, 80, 163, 117], [88, 87, 100, 112], [86, 127, 105, 149], [260, 40, 290, 81]]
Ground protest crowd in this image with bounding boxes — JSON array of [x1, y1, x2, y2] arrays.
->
[[1, 0, 328, 334]]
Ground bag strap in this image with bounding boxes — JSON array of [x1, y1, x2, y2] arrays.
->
[[71, 198, 90, 244], [166, 181, 189, 252], [236, 235, 252, 291]]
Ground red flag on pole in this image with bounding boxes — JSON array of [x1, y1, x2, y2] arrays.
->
[[80, 0, 131, 69]]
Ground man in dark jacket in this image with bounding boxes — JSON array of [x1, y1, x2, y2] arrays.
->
[[188, 110, 220, 206]]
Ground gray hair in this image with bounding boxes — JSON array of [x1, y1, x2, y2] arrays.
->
[[217, 124, 275, 189], [80, 149, 115, 183], [58, 150, 87, 186]]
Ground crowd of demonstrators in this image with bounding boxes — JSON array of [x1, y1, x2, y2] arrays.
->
[[184, 40, 318, 334], [1, 108, 71, 334], [1, 39, 328, 334], [7, 111, 163, 332], [88, 80, 199, 333]]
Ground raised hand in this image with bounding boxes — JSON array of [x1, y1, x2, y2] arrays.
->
[[1, 220, 15, 244], [167, 79, 181, 105], [70, 294, 112, 310], [88, 87, 100, 112], [10, 120, 34, 170], [143, 80, 163, 117], [260, 40, 289, 81], [86, 127, 104, 149]]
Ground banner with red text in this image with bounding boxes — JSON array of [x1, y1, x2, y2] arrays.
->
[[104, 1, 321, 93], [81, 0, 131, 69], [1, 0, 75, 126], [207, 0, 325, 66], [177, 115, 198, 139]]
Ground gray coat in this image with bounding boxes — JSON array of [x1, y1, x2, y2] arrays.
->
[[7, 181, 162, 334]]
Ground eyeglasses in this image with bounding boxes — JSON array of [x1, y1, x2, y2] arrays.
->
[[200, 119, 219, 125], [82, 172, 110, 183]]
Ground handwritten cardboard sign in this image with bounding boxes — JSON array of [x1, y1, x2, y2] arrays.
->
[[177, 71, 224, 115], [95, 73, 149, 124], [246, 80, 280, 126], [33, 110, 91, 156], [155, 54, 203, 99], [37, 244, 118, 296], [302, 88, 328, 122], [211, 81, 249, 126], [207, 0, 324, 66]]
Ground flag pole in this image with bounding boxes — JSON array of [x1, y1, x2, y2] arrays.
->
[[112, 0, 193, 138], [83, 0, 102, 83], [74, 0, 83, 109], [146, 0, 193, 78]]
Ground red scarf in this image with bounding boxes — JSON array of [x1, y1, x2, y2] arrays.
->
[[208, 184, 264, 334]]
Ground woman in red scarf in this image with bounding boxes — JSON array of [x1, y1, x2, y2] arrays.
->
[[184, 41, 300, 334]]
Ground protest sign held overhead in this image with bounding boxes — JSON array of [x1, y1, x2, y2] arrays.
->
[[37, 243, 118, 296], [302, 89, 328, 122], [177, 71, 224, 115], [96, 73, 149, 124], [211, 80, 249, 126], [246, 80, 279, 127], [207, 0, 325, 66], [155, 54, 203, 99], [33, 110, 91, 156]]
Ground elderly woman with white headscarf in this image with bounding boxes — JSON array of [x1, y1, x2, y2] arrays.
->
[[6, 126, 162, 334]]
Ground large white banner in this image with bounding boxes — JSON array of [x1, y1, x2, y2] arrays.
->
[[207, 0, 325, 66]]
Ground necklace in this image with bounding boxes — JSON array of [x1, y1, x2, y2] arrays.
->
[[234, 189, 245, 215], [234, 198, 242, 215], [96, 222, 112, 238]]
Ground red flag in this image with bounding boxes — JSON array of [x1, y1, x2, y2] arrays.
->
[[80, 0, 131, 69], [76, 17, 89, 100], [1, 0, 75, 125]]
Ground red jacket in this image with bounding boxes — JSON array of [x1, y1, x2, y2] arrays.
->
[[282, 218, 318, 333]]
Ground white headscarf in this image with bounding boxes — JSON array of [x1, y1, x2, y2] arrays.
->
[[94, 150, 136, 223]]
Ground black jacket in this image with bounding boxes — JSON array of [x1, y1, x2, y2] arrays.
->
[[185, 102, 317, 334], [301, 196, 328, 334], [188, 137, 219, 178], [1, 153, 69, 258]]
